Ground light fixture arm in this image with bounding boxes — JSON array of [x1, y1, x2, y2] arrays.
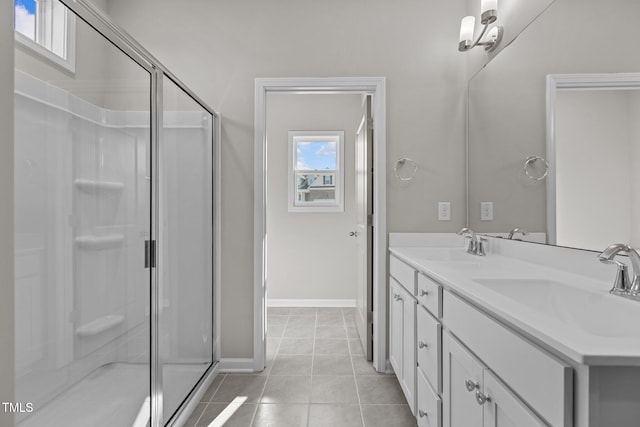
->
[[459, 20, 491, 51], [458, 8, 503, 53]]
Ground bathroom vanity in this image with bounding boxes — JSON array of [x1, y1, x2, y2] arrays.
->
[[388, 234, 640, 427]]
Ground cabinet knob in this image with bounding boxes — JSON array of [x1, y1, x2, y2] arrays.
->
[[418, 410, 427, 418], [419, 290, 429, 296], [475, 390, 491, 405], [393, 293, 403, 301], [465, 379, 479, 392], [418, 341, 428, 349]]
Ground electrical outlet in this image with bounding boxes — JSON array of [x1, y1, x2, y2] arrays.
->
[[438, 202, 451, 221], [480, 202, 493, 221]]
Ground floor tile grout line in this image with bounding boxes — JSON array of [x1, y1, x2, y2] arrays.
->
[[307, 308, 318, 427], [193, 372, 228, 427], [346, 311, 367, 427], [250, 308, 293, 426]]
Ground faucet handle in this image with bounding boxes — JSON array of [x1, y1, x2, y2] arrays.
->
[[476, 237, 488, 256], [598, 244, 632, 294], [611, 264, 631, 295]]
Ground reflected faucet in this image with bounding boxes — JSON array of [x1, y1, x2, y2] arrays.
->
[[598, 243, 640, 300], [457, 227, 487, 256], [507, 227, 528, 240]]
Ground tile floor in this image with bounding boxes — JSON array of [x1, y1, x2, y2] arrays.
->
[[184, 307, 418, 427]]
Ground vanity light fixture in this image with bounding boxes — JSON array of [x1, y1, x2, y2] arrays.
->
[[458, 0, 504, 52]]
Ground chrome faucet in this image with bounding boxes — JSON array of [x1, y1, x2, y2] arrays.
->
[[507, 227, 528, 240], [457, 227, 487, 256], [598, 243, 640, 300]]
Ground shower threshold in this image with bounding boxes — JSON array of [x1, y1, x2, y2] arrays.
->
[[18, 362, 209, 427]]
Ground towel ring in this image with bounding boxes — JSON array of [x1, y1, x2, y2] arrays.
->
[[394, 157, 418, 181], [523, 156, 549, 181]]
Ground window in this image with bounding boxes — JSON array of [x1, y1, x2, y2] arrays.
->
[[288, 131, 344, 212], [14, 0, 75, 72]]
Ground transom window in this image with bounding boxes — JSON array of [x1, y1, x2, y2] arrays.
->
[[14, 0, 75, 72], [288, 131, 344, 212]]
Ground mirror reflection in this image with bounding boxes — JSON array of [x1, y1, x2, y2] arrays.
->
[[467, 0, 640, 251]]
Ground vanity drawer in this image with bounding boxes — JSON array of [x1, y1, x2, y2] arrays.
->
[[443, 291, 573, 427], [417, 305, 441, 393], [417, 272, 442, 318], [390, 255, 416, 295], [417, 367, 441, 427]]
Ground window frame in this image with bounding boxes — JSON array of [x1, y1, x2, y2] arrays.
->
[[14, 0, 76, 73], [287, 130, 345, 213]]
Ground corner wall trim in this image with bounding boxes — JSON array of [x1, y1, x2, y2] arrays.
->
[[219, 358, 256, 373], [267, 299, 356, 308]]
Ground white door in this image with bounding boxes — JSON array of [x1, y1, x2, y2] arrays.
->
[[355, 95, 374, 360]]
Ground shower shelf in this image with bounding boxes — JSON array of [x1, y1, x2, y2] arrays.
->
[[75, 234, 125, 250], [74, 179, 124, 194], [76, 314, 125, 337]]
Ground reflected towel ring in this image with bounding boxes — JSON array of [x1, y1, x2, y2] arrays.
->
[[394, 157, 418, 181], [523, 156, 549, 181]]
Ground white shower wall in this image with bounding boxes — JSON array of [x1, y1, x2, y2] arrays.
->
[[14, 69, 150, 418]]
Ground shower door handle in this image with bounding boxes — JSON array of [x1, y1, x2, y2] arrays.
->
[[145, 240, 156, 268]]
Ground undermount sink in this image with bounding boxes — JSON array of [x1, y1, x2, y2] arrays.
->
[[472, 278, 640, 338]]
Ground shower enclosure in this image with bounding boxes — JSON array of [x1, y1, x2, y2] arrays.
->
[[13, 1, 219, 426]]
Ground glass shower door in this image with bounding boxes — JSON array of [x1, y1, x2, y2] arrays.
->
[[159, 75, 214, 423], [14, 6, 153, 426]]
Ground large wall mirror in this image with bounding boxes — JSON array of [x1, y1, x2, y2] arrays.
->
[[467, 0, 640, 252]]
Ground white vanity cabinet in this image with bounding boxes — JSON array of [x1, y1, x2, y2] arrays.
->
[[444, 291, 572, 427], [443, 332, 546, 427], [389, 276, 417, 413], [390, 255, 443, 423], [389, 252, 569, 427]]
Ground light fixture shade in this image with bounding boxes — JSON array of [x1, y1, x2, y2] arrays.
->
[[481, 0, 498, 13], [459, 16, 475, 43]]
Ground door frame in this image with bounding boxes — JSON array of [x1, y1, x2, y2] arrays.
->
[[254, 77, 387, 372]]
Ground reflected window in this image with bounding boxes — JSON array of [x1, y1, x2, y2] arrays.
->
[[14, 0, 75, 71], [288, 131, 344, 212]]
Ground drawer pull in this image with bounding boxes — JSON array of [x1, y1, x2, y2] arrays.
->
[[475, 390, 491, 405], [465, 379, 479, 392], [418, 410, 427, 418], [418, 341, 428, 349], [419, 289, 429, 296]]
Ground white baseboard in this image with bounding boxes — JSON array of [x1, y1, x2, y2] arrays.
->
[[267, 299, 356, 308], [219, 358, 255, 373]]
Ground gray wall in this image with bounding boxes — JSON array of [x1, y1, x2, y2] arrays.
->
[[266, 93, 362, 302], [105, 0, 468, 358], [1, 0, 15, 423]]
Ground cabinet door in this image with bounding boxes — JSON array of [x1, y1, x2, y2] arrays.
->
[[400, 283, 416, 414], [482, 370, 546, 427], [443, 332, 483, 427], [389, 278, 404, 375]]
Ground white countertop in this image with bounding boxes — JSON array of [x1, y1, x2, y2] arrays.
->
[[389, 243, 640, 366]]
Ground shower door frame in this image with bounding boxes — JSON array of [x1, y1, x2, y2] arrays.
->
[[54, 1, 222, 426]]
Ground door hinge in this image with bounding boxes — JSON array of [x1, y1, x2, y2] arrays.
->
[[367, 214, 374, 226], [145, 240, 156, 268]]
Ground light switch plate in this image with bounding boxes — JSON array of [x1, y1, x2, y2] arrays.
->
[[438, 202, 451, 221], [480, 202, 493, 221]]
